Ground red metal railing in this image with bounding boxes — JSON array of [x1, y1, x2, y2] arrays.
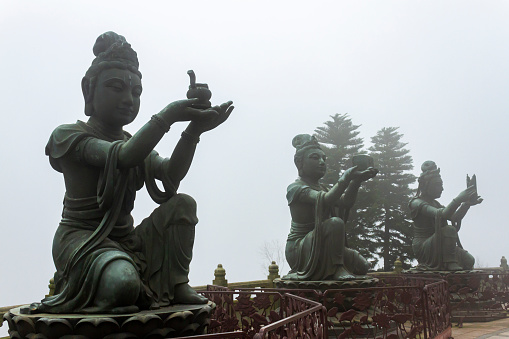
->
[[193, 275, 451, 339]]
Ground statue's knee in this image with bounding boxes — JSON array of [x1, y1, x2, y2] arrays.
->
[[322, 217, 345, 237], [174, 193, 196, 207], [168, 193, 197, 214], [349, 251, 369, 275], [462, 252, 475, 270], [97, 260, 140, 306]]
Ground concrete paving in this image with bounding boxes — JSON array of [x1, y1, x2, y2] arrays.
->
[[452, 318, 509, 339]]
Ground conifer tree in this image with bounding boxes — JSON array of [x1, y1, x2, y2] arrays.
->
[[368, 127, 416, 271]]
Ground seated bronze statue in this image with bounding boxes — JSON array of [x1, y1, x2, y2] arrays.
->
[[409, 161, 482, 271], [283, 134, 378, 281], [31, 32, 233, 314]]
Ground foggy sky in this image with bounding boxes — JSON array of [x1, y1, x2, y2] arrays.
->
[[1, 1, 508, 326]]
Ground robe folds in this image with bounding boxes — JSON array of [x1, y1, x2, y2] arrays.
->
[[37, 121, 198, 313], [409, 197, 474, 270], [284, 179, 368, 281]]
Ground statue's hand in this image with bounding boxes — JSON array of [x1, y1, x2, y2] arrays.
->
[[456, 185, 477, 203], [158, 98, 219, 124], [468, 196, 483, 206], [353, 167, 379, 182], [188, 101, 234, 134], [341, 166, 358, 182]]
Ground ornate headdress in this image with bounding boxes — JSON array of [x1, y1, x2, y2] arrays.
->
[[292, 134, 322, 169], [417, 160, 442, 196], [82, 32, 141, 116]]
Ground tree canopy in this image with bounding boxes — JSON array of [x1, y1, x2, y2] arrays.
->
[[314, 116, 416, 270]]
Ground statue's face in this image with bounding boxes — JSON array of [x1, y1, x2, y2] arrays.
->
[[427, 179, 443, 199], [301, 148, 326, 180], [92, 68, 142, 128]]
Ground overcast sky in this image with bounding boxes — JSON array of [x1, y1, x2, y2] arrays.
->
[[1, 1, 508, 323]]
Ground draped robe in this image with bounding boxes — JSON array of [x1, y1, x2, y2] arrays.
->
[[36, 121, 198, 313], [284, 179, 369, 280]]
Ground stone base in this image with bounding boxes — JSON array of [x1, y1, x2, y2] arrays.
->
[[2, 302, 215, 338], [273, 277, 378, 291], [452, 310, 507, 323]]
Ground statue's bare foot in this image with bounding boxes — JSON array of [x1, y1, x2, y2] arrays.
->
[[444, 262, 463, 271], [331, 266, 355, 280], [173, 283, 208, 304]]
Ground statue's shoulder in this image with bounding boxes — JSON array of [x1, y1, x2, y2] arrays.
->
[[409, 197, 442, 219], [48, 121, 92, 142], [409, 197, 427, 210], [51, 120, 90, 134], [46, 121, 93, 160], [286, 179, 310, 205]]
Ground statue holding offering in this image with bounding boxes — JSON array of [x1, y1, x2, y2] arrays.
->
[[284, 134, 378, 281], [409, 161, 482, 271], [31, 32, 234, 314]]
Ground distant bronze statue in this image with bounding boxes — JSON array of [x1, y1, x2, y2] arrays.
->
[[409, 161, 482, 271], [31, 32, 233, 314], [283, 134, 378, 280]]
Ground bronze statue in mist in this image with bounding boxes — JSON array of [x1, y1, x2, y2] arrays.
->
[[31, 32, 234, 314], [284, 134, 378, 280], [409, 161, 482, 271]]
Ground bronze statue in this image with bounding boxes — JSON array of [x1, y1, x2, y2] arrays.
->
[[31, 32, 233, 314], [283, 134, 378, 280], [409, 161, 482, 271]]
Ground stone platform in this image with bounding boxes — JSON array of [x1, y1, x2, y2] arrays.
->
[[2, 302, 214, 339]]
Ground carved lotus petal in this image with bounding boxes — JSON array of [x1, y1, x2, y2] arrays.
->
[[3, 312, 15, 331], [13, 315, 36, 338], [163, 310, 193, 332], [8, 332, 21, 339], [35, 317, 73, 338], [75, 317, 119, 338], [121, 314, 162, 338], [179, 322, 200, 336], [192, 305, 213, 325]]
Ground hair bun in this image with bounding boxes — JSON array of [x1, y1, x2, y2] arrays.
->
[[292, 134, 317, 149], [421, 160, 437, 173], [93, 31, 127, 56]]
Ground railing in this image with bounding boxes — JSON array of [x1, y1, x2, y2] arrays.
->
[[198, 286, 327, 339], [195, 275, 450, 339], [423, 280, 451, 339], [254, 294, 326, 339], [446, 272, 509, 324]]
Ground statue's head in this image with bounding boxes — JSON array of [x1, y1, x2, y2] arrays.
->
[[417, 160, 443, 199], [81, 32, 143, 127], [292, 134, 326, 180]]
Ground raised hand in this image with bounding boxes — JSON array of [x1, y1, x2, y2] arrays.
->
[[158, 98, 204, 123], [468, 195, 483, 206], [188, 101, 234, 134], [456, 185, 477, 203], [352, 167, 379, 182], [341, 166, 358, 182]]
